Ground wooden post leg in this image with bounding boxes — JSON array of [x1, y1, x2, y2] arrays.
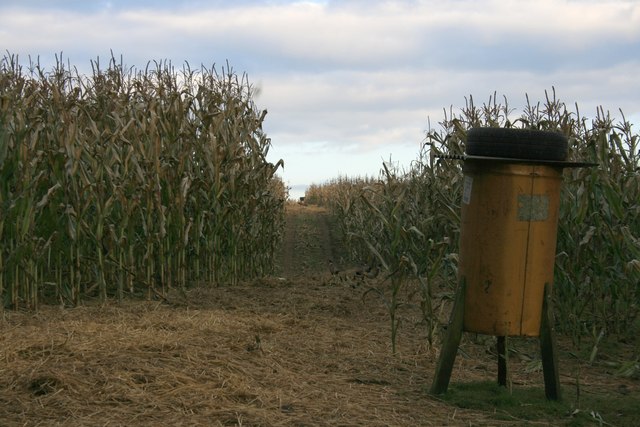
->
[[540, 283, 561, 400], [430, 280, 466, 395], [497, 336, 508, 387]]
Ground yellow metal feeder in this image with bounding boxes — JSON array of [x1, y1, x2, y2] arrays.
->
[[430, 127, 596, 400]]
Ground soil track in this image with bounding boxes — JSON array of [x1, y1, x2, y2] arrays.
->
[[0, 203, 638, 426], [275, 204, 344, 279]]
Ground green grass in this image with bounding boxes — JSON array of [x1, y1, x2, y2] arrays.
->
[[441, 381, 640, 426]]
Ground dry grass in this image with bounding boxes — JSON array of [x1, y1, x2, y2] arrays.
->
[[0, 278, 501, 426]]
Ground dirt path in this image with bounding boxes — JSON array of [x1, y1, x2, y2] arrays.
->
[[0, 203, 638, 426], [275, 204, 346, 279]]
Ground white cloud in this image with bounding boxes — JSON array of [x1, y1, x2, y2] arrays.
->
[[4, 1, 638, 69], [1, 0, 638, 191]]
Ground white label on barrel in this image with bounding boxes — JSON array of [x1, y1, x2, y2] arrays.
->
[[463, 176, 473, 204], [518, 194, 549, 221]]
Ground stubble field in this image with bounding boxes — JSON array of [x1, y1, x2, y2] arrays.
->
[[0, 204, 637, 426]]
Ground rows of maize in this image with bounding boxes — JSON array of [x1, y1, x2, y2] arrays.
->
[[307, 90, 640, 349], [0, 54, 286, 309]]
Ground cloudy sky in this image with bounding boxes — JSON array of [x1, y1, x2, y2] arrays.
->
[[1, 0, 639, 199]]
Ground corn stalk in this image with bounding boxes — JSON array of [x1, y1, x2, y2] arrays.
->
[[0, 53, 285, 308]]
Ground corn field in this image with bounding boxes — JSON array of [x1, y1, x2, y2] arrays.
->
[[0, 54, 286, 309], [310, 90, 639, 349]]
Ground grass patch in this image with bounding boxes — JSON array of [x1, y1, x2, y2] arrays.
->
[[444, 381, 568, 421], [441, 381, 639, 426]]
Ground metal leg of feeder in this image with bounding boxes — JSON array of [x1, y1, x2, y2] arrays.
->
[[540, 283, 561, 401], [497, 336, 508, 387], [430, 280, 465, 395]]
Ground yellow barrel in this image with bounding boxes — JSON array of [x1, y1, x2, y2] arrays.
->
[[460, 161, 563, 336]]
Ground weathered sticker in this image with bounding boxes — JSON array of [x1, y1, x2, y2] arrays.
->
[[462, 176, 473, 205], [518, 194, 549, 221]]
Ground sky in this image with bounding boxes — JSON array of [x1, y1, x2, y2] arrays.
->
[[1, 0, 639, 199]]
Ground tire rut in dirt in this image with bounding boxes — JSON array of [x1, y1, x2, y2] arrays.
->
[[276, 206, 300, 278], [276, 205, 347, 279], [320, 209, 344, 265]]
